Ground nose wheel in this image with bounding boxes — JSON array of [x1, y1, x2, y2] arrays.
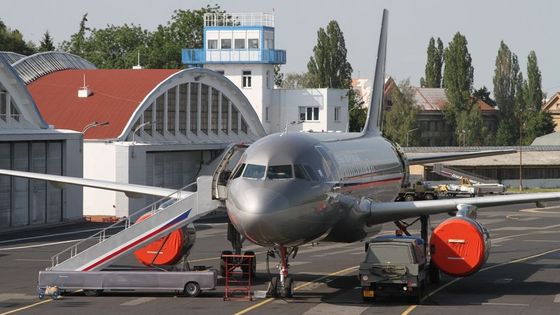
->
[[267, 246, 296, 298]]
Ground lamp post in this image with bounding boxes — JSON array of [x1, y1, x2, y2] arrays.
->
[[406, 128, 418, 147], [132, 121, 155, 144], [82, 121, 109, 134], [283, 120, 304, 135], [519, 121, 526, 191], [460, 129, 467, 147]]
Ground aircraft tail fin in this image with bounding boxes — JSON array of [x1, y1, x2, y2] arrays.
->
[[362, 9, 388, 136]]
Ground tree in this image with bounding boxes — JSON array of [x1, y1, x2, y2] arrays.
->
[[493, 41, 520, 145], [0, 19, 35, 55], [306, 20, 353, 89], [273, 65, 283, 88], [306, 20, 361, 131], [280, 73, 312, 89], [522, 51, 555, 143], [383, 80, 419, 146], [146, 5, 224, 68], [420, 37, 444, 88], [61, 13, 90, 55], [443, 32, 477, 144], [38, 30, 55, 52], [473, 86, 496, 107]]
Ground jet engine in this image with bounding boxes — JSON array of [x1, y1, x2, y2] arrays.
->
[[133, 212, 196, 266], [429, 208, 490, 277]]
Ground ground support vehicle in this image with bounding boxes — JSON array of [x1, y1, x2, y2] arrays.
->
[[359, 236, 428, 303], [38, 267, 217, 297], [395, 181, 438, 201]]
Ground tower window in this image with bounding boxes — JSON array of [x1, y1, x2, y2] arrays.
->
[[248, 38, 259, 49], [234, 39, 245, 49], [242, 71, 252, 88], [334, 107, 341, 122], [207, 39, 218, 49], [221, 39, 231, 49]]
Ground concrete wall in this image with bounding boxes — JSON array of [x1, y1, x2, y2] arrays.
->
[[83, 142, 117, 216]]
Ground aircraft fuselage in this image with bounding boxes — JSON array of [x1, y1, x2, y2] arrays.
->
[[225, 131, 406, 247]]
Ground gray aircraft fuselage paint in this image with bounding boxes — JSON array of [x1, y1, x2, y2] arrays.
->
[[225, 131, 405, 247]]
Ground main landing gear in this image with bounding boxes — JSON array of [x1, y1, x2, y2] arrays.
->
[[266, 246, 298, 298]]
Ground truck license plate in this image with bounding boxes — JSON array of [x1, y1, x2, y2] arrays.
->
[[363, 290, 375, 297]]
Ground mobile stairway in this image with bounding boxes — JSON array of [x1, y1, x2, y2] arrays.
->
[[432, 163, 498, 184], [38, 176, 221, 297]]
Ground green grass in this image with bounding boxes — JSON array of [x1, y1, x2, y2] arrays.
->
[[506, 187, 560, 193]]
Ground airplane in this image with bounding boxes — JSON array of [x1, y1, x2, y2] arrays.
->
[[2, 9, 560, 299]]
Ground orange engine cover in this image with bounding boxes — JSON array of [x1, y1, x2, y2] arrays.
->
[[430, 216, 489, 277], [133, 212, 188, 266]]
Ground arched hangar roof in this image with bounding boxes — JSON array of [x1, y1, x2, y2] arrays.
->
[[12, 52, 96, 85], [28, 68, 266, 142]]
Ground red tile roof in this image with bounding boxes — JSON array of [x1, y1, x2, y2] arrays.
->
[[27, 69, 179, 139]]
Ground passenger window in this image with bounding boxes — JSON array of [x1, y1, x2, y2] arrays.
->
[[267, 165, 293, 179], [231, 163, 246, 179], [243, 164, 265, 179]]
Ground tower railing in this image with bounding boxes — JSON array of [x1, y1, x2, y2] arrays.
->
[[204, 13, 274, 27]]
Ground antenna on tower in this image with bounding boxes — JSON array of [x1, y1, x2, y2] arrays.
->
[[133, 51, 144, 70]]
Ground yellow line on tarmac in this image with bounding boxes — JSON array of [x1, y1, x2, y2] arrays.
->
[[233, 265, 359, 315], [400, 246, 560, 315], [0, 299, 52, 315]]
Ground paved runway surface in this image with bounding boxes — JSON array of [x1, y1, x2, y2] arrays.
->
[[0, 202, 559, 315]]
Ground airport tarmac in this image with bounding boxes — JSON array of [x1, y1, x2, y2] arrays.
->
[[0, 202, 559, 315]]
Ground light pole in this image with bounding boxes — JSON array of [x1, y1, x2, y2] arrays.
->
[[132, 121, 155, 144], [460, 129, 467, 147], [519, 121, 526, 191], [406, 128, 418, 147], [82, 121, 109, 134]]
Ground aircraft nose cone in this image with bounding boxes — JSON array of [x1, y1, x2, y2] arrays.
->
[[235, 186, 290, 214]]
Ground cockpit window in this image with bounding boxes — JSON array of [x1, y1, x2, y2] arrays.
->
[[303, 165, 320, 182], [231, 163, 246, 179], [267, 165, 293, 179], [243, 164, 266, 179]]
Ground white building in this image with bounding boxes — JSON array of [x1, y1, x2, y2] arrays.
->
[[0, 53, 82, 230], [182, 12, 348, 134]]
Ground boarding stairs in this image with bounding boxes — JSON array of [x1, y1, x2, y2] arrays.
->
[[49, 176, 221, 272], [432, 163, 498, 184], [212, 143, 248, 201]]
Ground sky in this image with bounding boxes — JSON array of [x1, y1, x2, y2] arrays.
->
[[3, 0, 560, 95]]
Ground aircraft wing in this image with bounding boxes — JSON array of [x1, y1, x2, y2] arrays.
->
[[406, 149, 516, 165], [362, 192, 560, 224], [0, 169, 187, 199]]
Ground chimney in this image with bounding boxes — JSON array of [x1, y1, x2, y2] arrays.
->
[[78, 74, 92, 98]]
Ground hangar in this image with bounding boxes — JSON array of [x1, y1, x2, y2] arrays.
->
[[0, 53, 82, 230], [26, 63, 266, 218]]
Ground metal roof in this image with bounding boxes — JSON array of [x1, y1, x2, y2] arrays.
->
[[27, 69, 178, 139], [11, 52, 96, 84], [0, 51, 25, 64], [412, 87, 497, 112]]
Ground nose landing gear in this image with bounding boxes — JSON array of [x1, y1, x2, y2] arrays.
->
[[267, 246, 297, 298]]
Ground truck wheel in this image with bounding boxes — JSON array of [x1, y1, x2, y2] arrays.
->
[[83, 289, 103, 296], [184, 282, 201, 297], [424, 193, 434, 200], [405, 195, 415, 201]]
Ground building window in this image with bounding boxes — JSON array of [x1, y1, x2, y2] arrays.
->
[[266, 70, 270, 89], [221, 38, 231, 49], [334, 107, 341, 122], [207, 39, 218, 49], [248, 38, 259, 49], [299, 106, 319, 121], [242, 71, 252, 88], [265, 107, 270, 122], [0, 91, 6, 121], [234, 38, 245, 49]]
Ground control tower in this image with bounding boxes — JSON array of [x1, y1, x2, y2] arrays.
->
[[182, 13, 286, 132]]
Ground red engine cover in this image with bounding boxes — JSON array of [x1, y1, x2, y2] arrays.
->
[[430, 217, 488, 277], [133, 212, 185, 266]]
